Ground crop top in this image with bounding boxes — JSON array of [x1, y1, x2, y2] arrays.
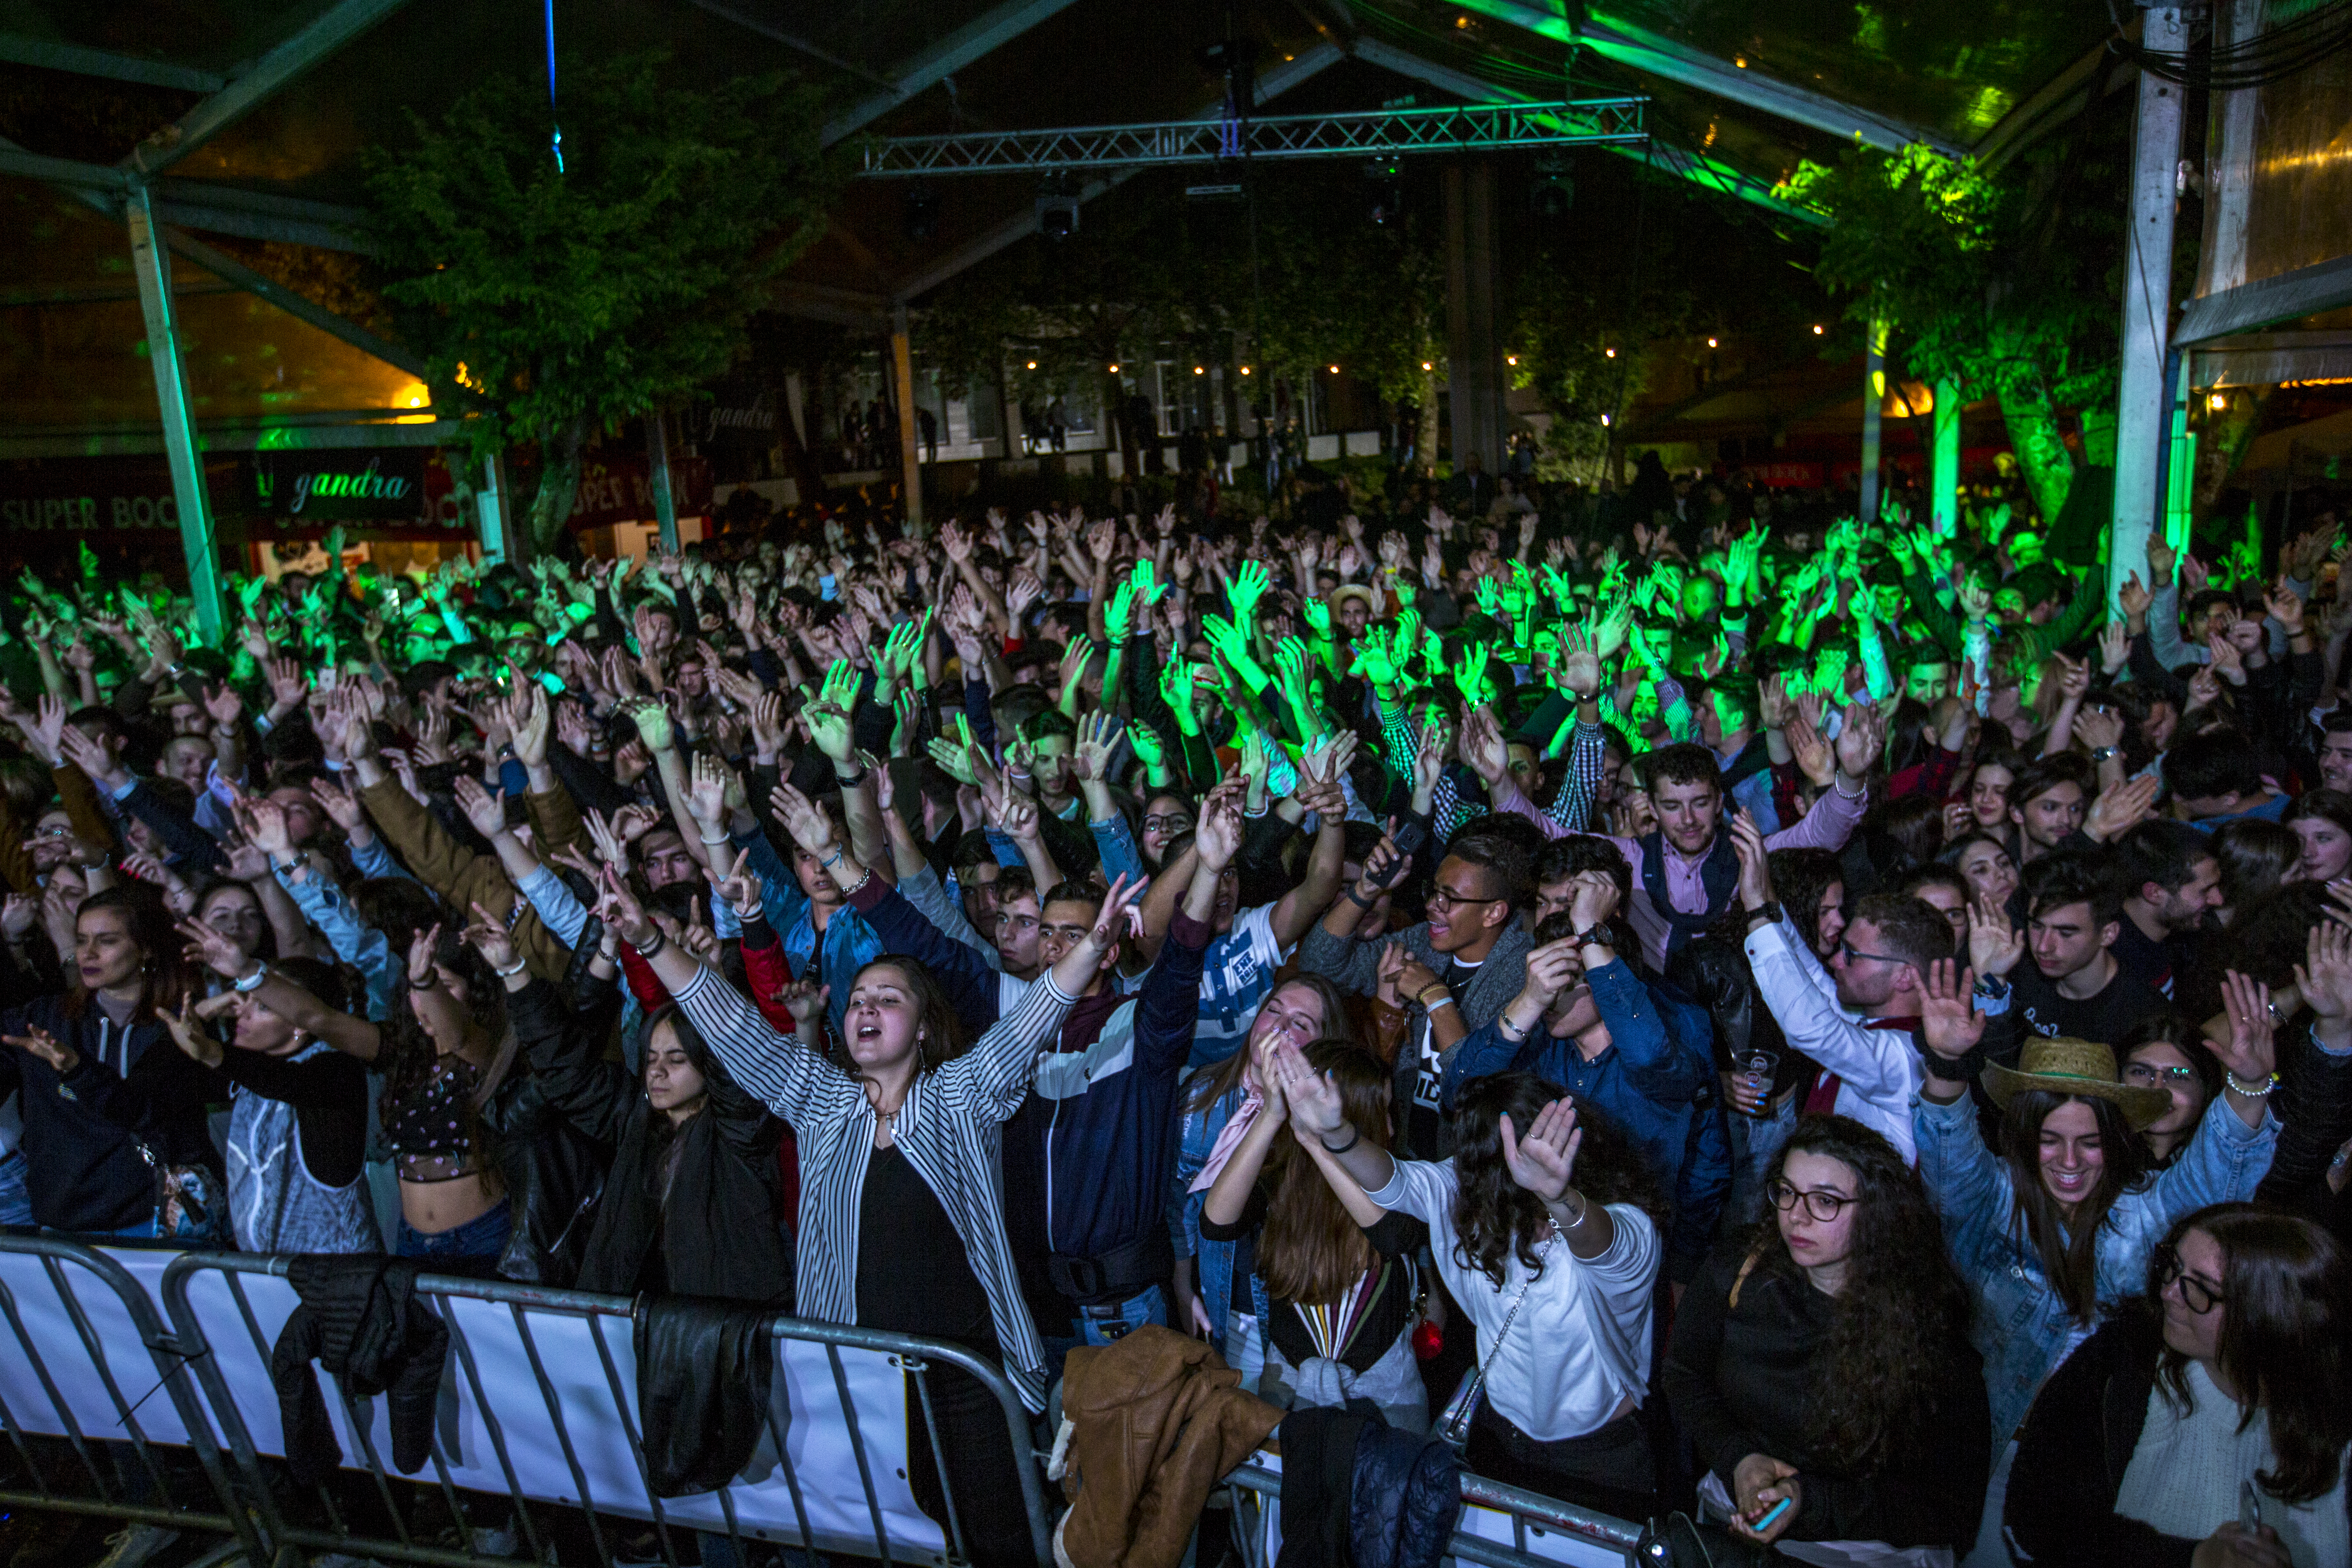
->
[[386, 1056, 491, 1182]]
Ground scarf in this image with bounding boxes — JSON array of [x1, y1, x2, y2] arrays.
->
[[1189, 1080, 1265, 1194]]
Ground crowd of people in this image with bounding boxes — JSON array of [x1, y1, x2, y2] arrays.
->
[[2, 481, 2351, 1568]]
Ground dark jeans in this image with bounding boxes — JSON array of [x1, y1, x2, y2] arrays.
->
[[1467, 1400, 1658, 1525], [904, 1363, 1035, 1568], [394, 1198, 511, 1266]]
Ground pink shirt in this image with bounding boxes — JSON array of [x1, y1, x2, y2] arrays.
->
[[1493, 778, 1868, 968]]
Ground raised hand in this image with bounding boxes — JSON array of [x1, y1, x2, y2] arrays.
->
[[461, 899, 521, 974], [1458, 703, 1511, 788], [451, 775, 509, 840], [156, 995, 224, 1070], [2083, 773, 2161, 843], [1729, 809, 1773, 911], [2296, 922, 2352, 1031], [1920, 959, 1986, 1063], [1833, 699, 1883, 782], [1498, 1097, 1583, 1204], [2212, 970, 2278, 1089], [176, 913, 251, 979], [769, 781, 837, 855], [1969, 895, 2024, 977], [707, 846, 762, 919]]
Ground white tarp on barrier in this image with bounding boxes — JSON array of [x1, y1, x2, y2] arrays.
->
[[3, 1246, 957, 1564]]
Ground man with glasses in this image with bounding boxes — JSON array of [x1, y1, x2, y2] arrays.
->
[[1729, 814, 1954, 1162], [1299, 826, 1534, 1158]]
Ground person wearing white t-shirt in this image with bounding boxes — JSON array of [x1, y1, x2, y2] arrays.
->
[[1278, 1042, 1665, 1519]]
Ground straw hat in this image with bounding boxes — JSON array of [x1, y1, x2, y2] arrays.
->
[[1325, 583, 1378, 616], [1980, 1037, 2172, 1130]]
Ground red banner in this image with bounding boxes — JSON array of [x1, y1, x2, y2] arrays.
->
[[566, 454, 713, 532]]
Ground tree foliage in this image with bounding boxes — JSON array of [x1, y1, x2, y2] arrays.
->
[[366, 51, 839, 548], [1783, 114, 2130, 525]]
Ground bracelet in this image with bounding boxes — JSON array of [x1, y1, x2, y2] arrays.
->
[[632, 930, 668, 960], [1319, 1124, 1361, 1155], [1557, 1193, 1590, 1230], [819, 848, 844, 868], [1831, 773, 1866, 799], [2226, 1069, 2279, 1098], [1420, 989, 1456, 1012], [834, 764, 866, 785], [1496, 1011, 1532, 1042], [1344, 883, 1378, 908], [492, 957, 527, 978], [699, 832, 732, 846], [407, 972, 437, 991], [234, 961, 270, 994]]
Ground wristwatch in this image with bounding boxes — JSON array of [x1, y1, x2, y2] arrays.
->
[[1745, 900, 1783, 926], [2090, 746, 2118, 763]]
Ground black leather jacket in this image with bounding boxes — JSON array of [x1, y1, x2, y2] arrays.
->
[[1667, 932, 1806, 1102]]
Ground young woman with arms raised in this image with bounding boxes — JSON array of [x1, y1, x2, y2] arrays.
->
[[1280, 1050, 1665, 1519], [1912, 960, 2282, 1565], [598, 856, 1143, 1568], [179, 905, 518, 1264]]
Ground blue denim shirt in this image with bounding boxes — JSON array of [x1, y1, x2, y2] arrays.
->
[[1914, 1090, 2277, 1443], [1169, 1078, 1271, 1355], [1440, 959, 1730, 1275]]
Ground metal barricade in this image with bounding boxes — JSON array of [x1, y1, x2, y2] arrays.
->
[[159, 1250, 1057, 1568], [1224, 1457, 1648, 1568], [0, 1235, 270, 1567]]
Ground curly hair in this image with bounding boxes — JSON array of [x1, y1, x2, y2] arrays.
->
[[1742, 1116, 1974, 1473], [1446, 1072, 1661, 1290]]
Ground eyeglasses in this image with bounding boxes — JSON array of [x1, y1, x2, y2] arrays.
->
[[1427, 887, 1503, 913], [1835, 941, 1903, 966], [2124, 1063, 2200, 1087], [2154, 1243, 2226, 1313], [1769, 1181, 1855, 1222], [1142, 814, 1192, 833]]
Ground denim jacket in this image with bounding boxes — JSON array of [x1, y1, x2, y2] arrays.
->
[[1914, 1090, 2277, 1443], [1168, 1078, 1271, 1356]]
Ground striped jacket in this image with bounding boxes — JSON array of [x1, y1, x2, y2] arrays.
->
[[669, 962, 1078, 1412]]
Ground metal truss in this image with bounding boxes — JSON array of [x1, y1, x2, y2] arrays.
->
[[858, 96, 1646, 177]]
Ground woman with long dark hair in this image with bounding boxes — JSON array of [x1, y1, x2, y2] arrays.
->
[[465, 884, 788, 1303], [1286, 1059, 1665, 1518], [1914, 968, 2282, 1565], [606, 861, 1141, 1568], [2008, 1204, 2352, 1565], [0, 883, 219, 1236], [1663, 1115, 1989, 1554], [1194, 1032, 1426, 1429]]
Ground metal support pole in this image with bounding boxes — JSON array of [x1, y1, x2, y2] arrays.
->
[[126, 184, 224, 645], [2109, 4, 2190, 609], [647, 410, 679, 554], [1931, 377, 1962, 537], [1442, 160, 1504, 473], [475, 450, 520, 566], [2162, 352, 2196, 553], [891, 303, 925, 534], [1859, 315, 1887, 524]]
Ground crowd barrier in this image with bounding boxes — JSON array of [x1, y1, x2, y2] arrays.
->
[[0, 1235, 1650, 1568]]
